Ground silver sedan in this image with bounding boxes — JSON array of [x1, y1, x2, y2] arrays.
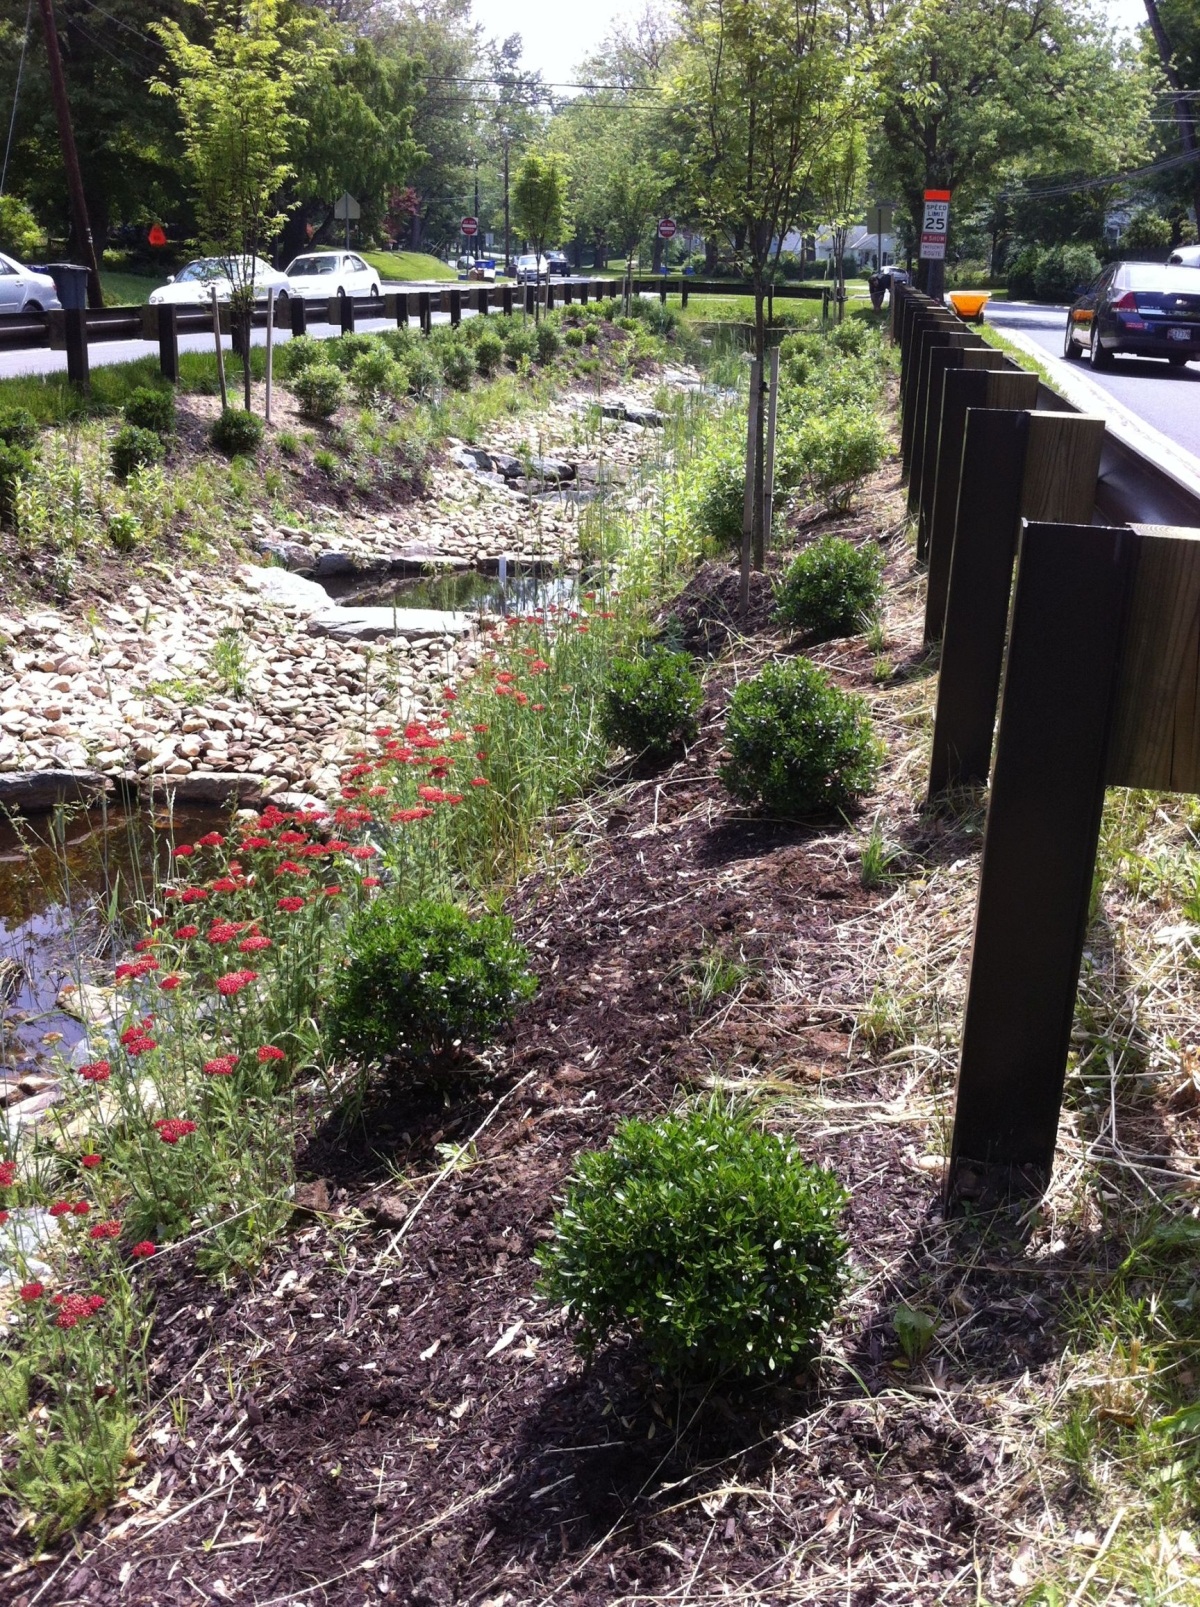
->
[[0, 252, 61, 313]]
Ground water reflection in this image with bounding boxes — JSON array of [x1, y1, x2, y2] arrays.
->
[[324, 568, 581, 616]]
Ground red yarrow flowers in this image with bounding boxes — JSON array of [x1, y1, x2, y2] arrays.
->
[[154, 1118, 197, 1145], [215, 969, 257, 997]]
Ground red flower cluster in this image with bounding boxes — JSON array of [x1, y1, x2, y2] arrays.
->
[[79, 1060, 111, 1082], [172, 844, 194, 859], [207, 920, 240, 945], [391, 808, 433, 824], [203, 1054, 238, 1077], [53, 1292, 105, 1328], [175, 924, 200, 940], [120, 1027, 157, 1057], [115, 957, 160, 981], [211, 877, 245, 894], [215, 969, 258, 997], [257, 1045, 285, 1063], [159, 974, 183, 991], [49, 1200, 87, 1218], [131, 1241, 155, 1258], [0, 1160, 15, 1189], [239, 934, 271, 953], [19, 1281, 43, 1301], [180, 887, 209, 904], [276, 896, 305, 913], [80, 1154, 102, 1169], [197, 832, 225, 847], [89, 1220, 121, 1240], [154, 1118, 197, 1145]]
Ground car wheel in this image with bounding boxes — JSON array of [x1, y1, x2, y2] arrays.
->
[[370, 283, 380, 299], [1090, 328, 1113, 370], [1168, 353, 1190, 369], [275, 288, 289, 306], [1063, 316, 1080, 359], [24, 300, 42, 314]]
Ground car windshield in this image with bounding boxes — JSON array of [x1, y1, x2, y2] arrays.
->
[[1121, 265, 1200, 292], [517, 255, 537, 266], [286, 256, 337, 275], [175, 260, 229, 283]]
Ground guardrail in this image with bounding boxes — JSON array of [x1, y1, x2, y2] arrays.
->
[[892, 282, 1200, 1206], [0, 276, 838, 391]]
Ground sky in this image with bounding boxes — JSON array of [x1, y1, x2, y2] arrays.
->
[[469, 0, 1149, 84]]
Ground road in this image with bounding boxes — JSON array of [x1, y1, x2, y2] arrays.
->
[[985, 298, 1200, 461]]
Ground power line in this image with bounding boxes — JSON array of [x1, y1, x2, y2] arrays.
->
[[0, 0, 32, 200], [1001, 145, 1200, 200]]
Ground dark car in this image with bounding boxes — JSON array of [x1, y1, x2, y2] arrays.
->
[[545, 250, 570, 277], [1064, 261, 1200, 369]]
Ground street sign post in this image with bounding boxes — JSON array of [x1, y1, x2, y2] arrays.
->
[[657, 218, 677, 240], [919, 190, 950, 261], [866, 203, 894, 271], [333, 191, 361, 249], [461, 216, 479, 238]]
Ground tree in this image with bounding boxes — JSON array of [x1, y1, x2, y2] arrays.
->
[[151, 0, 325, 411], [607, 162, 664, 307], [512, 151, 567, 318], [811, 123, 868, 316], [869, 0, 1153, 296], [671, 0, 846, 600]]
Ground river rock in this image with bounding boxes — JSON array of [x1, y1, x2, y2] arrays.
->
[[306, 607, 472, 643], [527, 455, 575, 483], [149, 770, 277, 805], [0, 769, 111, 813]]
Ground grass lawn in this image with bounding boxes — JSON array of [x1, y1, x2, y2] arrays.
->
[[360, 250, 456, 282], [100, 268, 167, 307]]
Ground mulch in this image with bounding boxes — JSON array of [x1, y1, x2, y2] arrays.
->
[[4, 471, 1102, 1606]]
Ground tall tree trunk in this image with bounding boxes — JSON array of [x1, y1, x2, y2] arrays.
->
[[1144, 0, 1200, 229], [704, 236, 719, 272]]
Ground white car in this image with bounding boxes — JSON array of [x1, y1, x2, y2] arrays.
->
[[515, 253, 550, 284], [1167, 245, 1200, 268], [147, 256, 291, 307], [283, 251, 380, 300], [0, 252, 61, 313]]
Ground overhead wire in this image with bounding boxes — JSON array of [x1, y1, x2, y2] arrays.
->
[[0, 0, 31, 201]]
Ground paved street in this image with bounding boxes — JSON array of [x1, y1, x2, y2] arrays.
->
[[985, 298, 1200, 461]]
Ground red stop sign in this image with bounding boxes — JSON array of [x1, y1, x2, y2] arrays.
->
[[461, 216, 479, 237], [657, 218, 677, 240]]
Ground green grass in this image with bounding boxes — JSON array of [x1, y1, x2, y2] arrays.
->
[[0, 347, 270, 425], [100, 269, 165, 308], [360, 250, 456, 282]]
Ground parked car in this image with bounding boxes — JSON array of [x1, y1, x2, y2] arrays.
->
[[148, 256, 291, 307], [1064, 260, 1200, 369], [0, 252, 61, 313], [545, 251, 570, 277], [1168, 245, 1200, 268], [456, 254, 476, 278], [283, 251, 380, 300], [515, 253, 549, 284]]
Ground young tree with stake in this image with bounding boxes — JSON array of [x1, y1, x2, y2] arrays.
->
[[512, 152, 567, 321]]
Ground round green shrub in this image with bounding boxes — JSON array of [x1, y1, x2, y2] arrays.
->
[[602, 648, 703, 761], [327, 332, 377, 373], [0, 441, 31, 524], [0, 407, 38, 451], [123, 385, 176, 436], [275, 335, 326, 379], [1033, 243, 1101, 303], [379, 326, 417, 362], [563, 326, 585, 349], [111, 424, 165, 480], [535, 322, 561, 363], [405, 344, 442, 399], [691, 450, 744, 546], [774, 535, 884, 639], [790, 406, 887, 511], [720, 659, 881, 818], [210, 408, 264, 458], [475, 329, 504, 377], [502, 324, 537, 365], [827, 319, 871, 358], [291, 365, 345, 421], [349, 347, 399, 405], [440, 340, 475, 391], [536, 1102, 849, 1380], [326, 896, 538, 1067]]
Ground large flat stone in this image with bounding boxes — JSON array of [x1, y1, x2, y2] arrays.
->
[[237, 564, 332, 613], [0, 770, 112, 814], [149, 771, 278, 805], [305, 607, 473, 642]]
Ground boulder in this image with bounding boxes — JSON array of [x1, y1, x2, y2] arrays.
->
[[306, 607, 472, 643], [148, 771, 278, 805], [0, 770, 111, 813], [527, 455, 575, 483]]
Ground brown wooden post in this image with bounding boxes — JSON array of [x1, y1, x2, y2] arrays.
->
[[946, 521, 1136, 1201], [580, 281, 589, 306], [546, 281, 555, 313], [902, 319, 965, 477], [502, 286, 513, 318], [563, 282, 573, 306], [475, 287, 489, 316], [909, 331, 981, 526], [525, 285, 535, 317], [291, 296, 307, 337], [418, 292, 431, 334], [898, 307, 956, 462], [918, 349, 1014, 560], [449, 287, 461, 327], [64, 306, 89, 390], [681, 282, 689, 309], [335, 294, 354, 335], [924, 365, 1039, 635], [384, 292, 408, 328], [928, 410, 1107, 795]]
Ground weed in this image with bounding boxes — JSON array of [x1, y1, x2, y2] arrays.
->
[[209, 626, 250, 696]]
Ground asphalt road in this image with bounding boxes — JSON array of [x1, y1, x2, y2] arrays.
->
[[984, 298, 1200, 461]]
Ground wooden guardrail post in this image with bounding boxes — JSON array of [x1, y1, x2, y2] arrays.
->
[[48, 307, 91, 391], [525, 285, 535, 317], [546, 281, 555, 313], [900, 317, 963, 473], [291, 296, 307, 337], [916, 349, 1012, 558], [579, 281, 589, 306], [502, 286, 513, 318], [927, 410, 1106, 795], [140, 304, 179, 383], [681, 282, 689, 309], [449, 288, 461, 327], [946, 519, 1137, 1201], [418, 292, 431, 334], [924, 365, 1039, 633], [908, 330, 981, 522]]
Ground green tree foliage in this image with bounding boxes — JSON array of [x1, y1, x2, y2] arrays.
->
[[512, 152, 567, 319], [152, 0, 326, 411]]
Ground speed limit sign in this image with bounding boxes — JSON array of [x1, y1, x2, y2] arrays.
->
[[657, 218, 677, 240]]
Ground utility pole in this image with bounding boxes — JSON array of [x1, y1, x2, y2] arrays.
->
[[37, 0, 102, 309], [503, 132, 511, 274]]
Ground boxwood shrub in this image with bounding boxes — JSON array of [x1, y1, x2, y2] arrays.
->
[[291, 365, 345, 421], [124, 386, 176, 436], [210, 408, 264, 457], [720, 659, 881, 818], [601, 648, 703, 760], [326, 896, 538, 1068], [111, 424, 165, 480], [537, 1102, 849, 1380], [774, 535, 883, 639]]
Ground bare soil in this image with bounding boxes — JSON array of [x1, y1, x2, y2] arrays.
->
[[5, 467, 1128, 1606]]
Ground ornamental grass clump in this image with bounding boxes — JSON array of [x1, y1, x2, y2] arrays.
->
[[774, 535, 884, 639], [720, 659, 881, 818], [326, 896, 537, 1068], [537, 1102, 849, 1381], [601, 647, 703, 761]]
